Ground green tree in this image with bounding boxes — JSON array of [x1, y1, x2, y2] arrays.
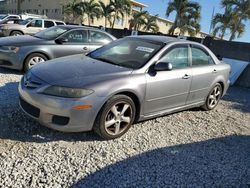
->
[[99, 1, 114, 28], [222, 0, 250, 41], [110, 0, 131, 29], [212, 6, 233, 39], [64, 0, 82, 23], [166, 0, 201, 36], [78, 0, 101, 26], [143, 14, 159, 33], [129, 11, 148, 31]]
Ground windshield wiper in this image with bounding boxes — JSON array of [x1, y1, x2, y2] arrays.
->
[[93, 57, 119, 66]]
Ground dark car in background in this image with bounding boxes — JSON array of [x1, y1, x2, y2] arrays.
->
[[0, 25, 116, 71]]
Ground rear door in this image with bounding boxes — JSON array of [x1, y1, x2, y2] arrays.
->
[[186, 45, 218, 104], [52, 29, 90, 58], [144, 44, 192, 115], [25, 19, 43, 35]]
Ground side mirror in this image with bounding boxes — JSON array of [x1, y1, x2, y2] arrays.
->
[[26, 24, 32, 27], [55, 38, 68, 44], [154, 62, 173, 71]]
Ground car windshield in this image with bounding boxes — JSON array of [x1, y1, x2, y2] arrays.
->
[[0, 15, 7, 19], [19, 19, 31, 25], [34, 26, 69, 40], [88, 38, 164, 69]]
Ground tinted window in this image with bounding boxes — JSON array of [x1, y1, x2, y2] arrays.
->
[[89, 30, 112, 44], [56, 22, 64, 25], [160, 47, 189, 69], [44, 21, 55, 28], [9, 16, 19, 19], [88, 38, 163, 69], [63, 30, 88, 43], [29, 20, 42, 28], [192, 48, 214, 66]]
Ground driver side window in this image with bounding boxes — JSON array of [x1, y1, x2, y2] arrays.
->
[[159, 46, 189, 69]]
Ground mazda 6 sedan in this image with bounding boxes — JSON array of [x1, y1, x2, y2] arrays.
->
[[0, 25, 116, 71], [19, 36, 231, 139]]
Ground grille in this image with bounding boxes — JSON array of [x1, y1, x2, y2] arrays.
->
[[20, 97, 40, 118]]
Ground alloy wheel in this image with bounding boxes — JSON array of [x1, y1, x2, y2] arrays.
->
[[208, 85, 222, 109], [28, 57, 45, 69], [104, 102, 133, 136]]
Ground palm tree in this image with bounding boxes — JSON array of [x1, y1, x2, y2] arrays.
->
[[99, 1, 114, 28], [110, 0, 131, 29], [166, 0, 201, 36], [129, 11, 148, 31], [212, 6, 233, 39], [229, 13, 246, 40], [64, 0, 81, 23], [222, 0, 250, 41], [143, 14, 159, 33], [78, 0, 101, 26]]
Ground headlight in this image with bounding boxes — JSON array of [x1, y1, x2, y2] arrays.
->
[[0, 46, 20, 53], [42, 86, 94, 98]]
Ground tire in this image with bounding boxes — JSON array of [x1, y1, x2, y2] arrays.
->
[[10, 31, 23, 36], [24, 53, 48, 72], [202, 83, 223, 111], [93, 95, 136, 140]]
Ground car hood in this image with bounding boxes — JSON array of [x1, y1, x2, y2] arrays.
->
[[0, 35, 51, 47], [31, 55, 133, 88], [0, 35, 46, 46]]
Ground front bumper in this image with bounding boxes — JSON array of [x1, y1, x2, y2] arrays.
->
[[18, 77, 105, 132], [0, 50, 23, 70]]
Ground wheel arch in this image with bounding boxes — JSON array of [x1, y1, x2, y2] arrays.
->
[[10, 30, 24, 36], [22, 51, 51, 70]]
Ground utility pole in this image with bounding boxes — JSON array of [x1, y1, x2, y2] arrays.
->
[[209, 7, 215, 35], [17, 0, 21, 14]]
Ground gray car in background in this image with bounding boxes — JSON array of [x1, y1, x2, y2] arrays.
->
[[19, 36, 231, 139], [0, 25, 116, 71]]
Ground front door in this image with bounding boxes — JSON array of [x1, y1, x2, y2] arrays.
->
[[144, 45, 192, 115], [52, 29, 90, 58]]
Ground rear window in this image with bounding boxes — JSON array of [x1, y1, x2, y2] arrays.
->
[[44, 21, 55, 28]]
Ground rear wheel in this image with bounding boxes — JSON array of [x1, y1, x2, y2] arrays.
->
[[93, 95, 136, 140], [10, 31, 23, 36], [202, 83, 222, 111], [24, 53, 48, 72]]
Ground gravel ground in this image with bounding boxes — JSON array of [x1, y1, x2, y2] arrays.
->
[[0, 67, 249, 187]]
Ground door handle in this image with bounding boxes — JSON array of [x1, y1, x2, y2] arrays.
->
[[182, 74, 191, 79], [83, 47, 88, 51]]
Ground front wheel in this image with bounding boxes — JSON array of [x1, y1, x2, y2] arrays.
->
[[10, 31, 23, 36], [24, 53, 48, 72], [93, 95, 136, 140], [202, 83, 222, 111]]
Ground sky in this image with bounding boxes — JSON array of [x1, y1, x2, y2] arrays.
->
[[138, 0, 250, 42]]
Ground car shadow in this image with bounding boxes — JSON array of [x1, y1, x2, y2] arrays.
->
[[223, 86, 250, 113], [71, 135, 250, 187], [0, 67, 23, 75]]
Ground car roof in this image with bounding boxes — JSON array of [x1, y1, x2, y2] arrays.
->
[[57, 24, 104, 31], [127, 35, 181, 44]]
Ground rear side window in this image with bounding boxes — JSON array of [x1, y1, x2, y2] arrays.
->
[[56, 22, 64, 25], [29, 20, 42, 28], [89, 30, 112, 44], [191, 47, 214, 66], [44, 21, 55, 28], [159, 47, 189, 69]]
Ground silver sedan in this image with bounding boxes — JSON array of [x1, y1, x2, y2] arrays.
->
[[19, 36, 231, 139], [0, 25, 116, 71]]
